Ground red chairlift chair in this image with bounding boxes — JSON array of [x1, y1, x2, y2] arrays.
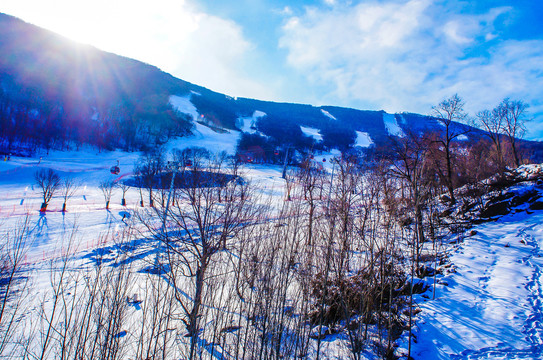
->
[[110, 160, 120, 175]]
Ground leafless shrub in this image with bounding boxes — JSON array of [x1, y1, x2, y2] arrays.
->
[[0, 216, 33, 358]]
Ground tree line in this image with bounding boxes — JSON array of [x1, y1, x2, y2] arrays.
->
[[0, 85, 193, 155]]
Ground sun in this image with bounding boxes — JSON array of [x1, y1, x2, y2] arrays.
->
[[3, 0, 200, 74]]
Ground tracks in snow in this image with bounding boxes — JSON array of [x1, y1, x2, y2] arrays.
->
[[519, 224, 543, 356], [452, 220, 543, 360]]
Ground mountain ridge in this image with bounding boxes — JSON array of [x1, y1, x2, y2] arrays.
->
[[1, 12, 541, 161]]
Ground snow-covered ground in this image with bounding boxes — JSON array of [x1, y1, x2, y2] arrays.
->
[[321, 108, 337, 121], [355, 131, 373, 148], [238, 110, 266, 134], [169, 94, 281, 155], [3, 145, 543, 359], [383, 112, 405, 137], [0, 148, 287, 264], [0, 148, 307, 359], [300, 126, 323, 142], [167, 121, 240, 155], [169, 94, 200, 121], [402, 207, 543, 359]]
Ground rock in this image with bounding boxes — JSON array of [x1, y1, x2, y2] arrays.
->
[[417, 265, 435, 278], [480, 200, 510, 218], [309, 325, 329, 340], [492, 191, 515, 202], [510, 190, 540, 207], [412, 280, 430, 294], [530, 201, 543, 210], [461, 200, 477, 213]]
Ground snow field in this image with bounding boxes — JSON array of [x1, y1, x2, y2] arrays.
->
[[355, 131, 373, 148], [0, 146, 386, 359], [320, 108, 337, 121], [0, 150, 297, 358], [383, 113, 405, 137], [238, 110, 267, 134], [300, 126, 323, 142], [3, 147, 543, 359]]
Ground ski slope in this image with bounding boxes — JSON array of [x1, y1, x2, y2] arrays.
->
[[355, 131, 373, 148], [300, 126, 323, 142], [383, 112, 405, 137]]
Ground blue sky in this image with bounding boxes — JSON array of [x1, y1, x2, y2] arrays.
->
[[3, 0, 543, 139]]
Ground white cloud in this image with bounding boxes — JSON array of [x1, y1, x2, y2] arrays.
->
[[167, 13, 272, 99], [443, 21, 472, 44], [277, 6, 293, 16], [279, 0, 543, 138]]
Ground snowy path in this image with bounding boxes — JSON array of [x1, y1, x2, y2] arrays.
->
[[410, 212, 543, 359]]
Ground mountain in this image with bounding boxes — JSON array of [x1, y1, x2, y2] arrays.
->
[[1, 12, 542, 161]]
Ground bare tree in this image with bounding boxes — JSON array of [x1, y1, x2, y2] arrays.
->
[[384, 132, 433, 359], [36, 231, 78, 360], [297, 157, 325, 246], [116, 182, 130, 206], [26, 227, 135, 360], [99, 180, 115, 210], [476, 108, 505, 171], [330, 155, 362, 278], [60, 177, 79, 212], [135, 148, 165, 208], [35, 168, 61, 212], [140, 153, 260, 359], [133, 269, 176, 359], [229, 196, 313, 359], [431, 94, 467, 204], [499, 98, 529, 167]]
